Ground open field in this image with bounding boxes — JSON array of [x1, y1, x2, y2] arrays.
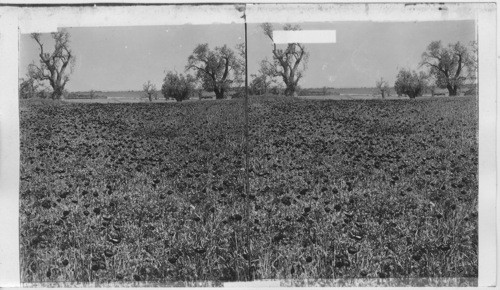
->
[[20, 96, 477, 283], [63, 89, 451, 104], [63, 91, 219, 103], [63, 98, 174, 104], [20, 99, 247, 283], [64, 91, 173, 103], [249, 96, 478, 279], [298, 94, 452, 100]]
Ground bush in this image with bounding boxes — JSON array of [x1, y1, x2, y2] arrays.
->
[[269, 85, 284, 96], [231, 88, 246, 99], [394, 69, 427, 99], [161, 72, 195, 102], [463, 84, 477, 96], [19, 77, 54, 99], [19, 78, 38, 99], [37, 90, 50, 99]]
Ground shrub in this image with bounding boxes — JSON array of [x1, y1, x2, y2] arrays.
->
[[231, 88, 246, 99], [394, 69, 427, 99], [19, 78, 38, 99], [464, 84, 477, 96], [161, 72, 195, 102], [37, 90, 50, 99]]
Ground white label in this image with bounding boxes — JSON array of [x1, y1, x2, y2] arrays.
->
[[273, 30, 336, 44]]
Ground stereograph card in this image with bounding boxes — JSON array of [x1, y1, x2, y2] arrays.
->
[[0, 2, 496, 288]]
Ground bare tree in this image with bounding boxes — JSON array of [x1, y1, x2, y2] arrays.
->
[[420, 41, 475, 96], [261, 23, 309, 97], [143, 81, 157, 102], [29, 30, 75, 99], [186, 43, 242, 99], [375, 78, 390, 99]]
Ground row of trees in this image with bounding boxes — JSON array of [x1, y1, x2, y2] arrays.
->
[[253, 27, 477, 99], [141, 43, 244, 102], [151, 23, 306, 102], [21, 24, 305, 101], [375, 41, 478, 99], [21, 28, 477, 101]]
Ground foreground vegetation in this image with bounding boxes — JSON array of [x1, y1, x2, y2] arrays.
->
[[20, 99, 247, 283], [20, 96, 477, 283], [249, 96, 478, 279]]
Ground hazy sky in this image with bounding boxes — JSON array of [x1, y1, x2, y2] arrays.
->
[[20, 20, 475, 91]]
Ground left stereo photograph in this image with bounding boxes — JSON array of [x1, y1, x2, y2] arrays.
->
[[18, 8, 251, 284]]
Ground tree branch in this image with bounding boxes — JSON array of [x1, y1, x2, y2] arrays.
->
[[421, 61, 447, 75]]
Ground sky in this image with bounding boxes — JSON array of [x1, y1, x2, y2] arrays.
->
[[19, 20, 475, 91]]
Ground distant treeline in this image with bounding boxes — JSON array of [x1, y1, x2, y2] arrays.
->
[[297, 87, 398, 96], [66, 91, 107, 99]]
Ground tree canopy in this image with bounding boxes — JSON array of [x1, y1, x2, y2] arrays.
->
[[186, 44, 242, 99], [394, 69, 427, 99], [161, 72, 196, 102], [420, 41, 476, 96]]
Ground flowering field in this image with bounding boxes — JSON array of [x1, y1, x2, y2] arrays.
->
[[19, 96, 477, 283]]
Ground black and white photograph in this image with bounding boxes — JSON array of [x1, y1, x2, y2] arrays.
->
[[18, 8, 249, 285], [247, 17, 478, 283], [0, 2, 497, 288]]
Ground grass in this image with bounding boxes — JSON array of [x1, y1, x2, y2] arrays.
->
[[19, 96, 478, 283], [248, 96, 478, 280], [20, 99, 247, 283]]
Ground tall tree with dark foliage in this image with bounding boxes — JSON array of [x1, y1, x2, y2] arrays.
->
[[186, 44, 241, 99], [420, 41, 476, 96]]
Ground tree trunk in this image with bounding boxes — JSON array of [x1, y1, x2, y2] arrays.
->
[[51, 86, 63, 99], [447, 85, 458, 96], [214, 88, 224, 99], [284, 83, 297, 97], [381, 91, 385, 99]]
